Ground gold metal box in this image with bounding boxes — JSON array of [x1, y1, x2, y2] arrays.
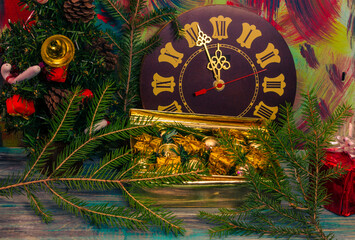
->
[[129, 109, 265, 207]]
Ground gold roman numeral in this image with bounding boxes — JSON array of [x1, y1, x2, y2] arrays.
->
[[158, 42, 184, 68], [256, 43, 281, 68], [209, 15, 232, 40], [253, 101, 278, 120], [236, 22, 262, 49], [158, 101, 182, 112], [183, 22, 200, 48], [262, 74, 286, 96], [151, 73, 176, 96]]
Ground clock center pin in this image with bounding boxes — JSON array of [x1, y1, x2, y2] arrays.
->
[[213, 80, 225, 91]]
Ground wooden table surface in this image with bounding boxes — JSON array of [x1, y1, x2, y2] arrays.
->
[[1, 147, 354, 240]]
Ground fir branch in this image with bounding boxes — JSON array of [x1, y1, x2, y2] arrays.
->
[[0, 170, 200, 194], [87, 83, 114, 137], [25, 186, 53, 223], [218, 205, 267, 218], [90, 150, 132, 178], [136, 9, 176, 29], [104, 32, 123, 52], [207, 220, 315, 239], [117, 181, 184, 236], [199, 210, 236, 227], [23, 89, 82, 181], [117, 161, 141, 180], [98, 0, 129, 24], [200, 90, 352, 239], [247, 171, 310, 225], [49, 121, 155, 177], [294, 168, 311, 204], [44, 182, 145, 229], [124, 26, 135, 113], [132, 36, 160, 56], [0, 179, 48, 193], [0, 172, 26, 197], [159, 123, 207, 139], [132, 0, 141, 20], [262, 122, 313, 178], [124, 169, 203, 184]]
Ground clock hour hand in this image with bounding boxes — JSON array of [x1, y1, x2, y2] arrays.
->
[[195, 25, 218, 81], [194, 69, 267, 96]]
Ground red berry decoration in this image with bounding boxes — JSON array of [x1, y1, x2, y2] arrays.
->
[[79, 89, 94, 103]]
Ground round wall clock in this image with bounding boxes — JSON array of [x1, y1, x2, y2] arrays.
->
[[140, 5, 297, 121]]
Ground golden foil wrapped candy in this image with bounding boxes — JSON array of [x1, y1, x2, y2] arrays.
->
[[246, 146, 269, 171], [208, 146, 235, 175], [41, 35, 75, 67], [159, 143, 179, 157], [133, 133, 162, 154], [187, 158, 204, 171], [156, 156, 181, 166], [157, 143, 181, 172], [173, 134, 204, 154], [229, 129, 250, 143], [214, 128, 250, 145]]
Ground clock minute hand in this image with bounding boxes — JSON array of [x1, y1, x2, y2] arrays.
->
[[194, 69, 267, 96], [212, 43, 231, 90], [195, 25, 218, 80]]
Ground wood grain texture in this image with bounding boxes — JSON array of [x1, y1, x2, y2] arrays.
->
[[0, 147, 354, 240]]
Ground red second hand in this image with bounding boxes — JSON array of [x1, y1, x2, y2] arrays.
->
[[194, 69, 267, 96]]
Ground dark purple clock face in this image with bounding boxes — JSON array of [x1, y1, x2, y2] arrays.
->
[[140, 5, 297, 121]]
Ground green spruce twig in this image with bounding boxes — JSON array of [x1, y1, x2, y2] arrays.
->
[[199, 90, 352, 239], [0, 82, 203, 235]]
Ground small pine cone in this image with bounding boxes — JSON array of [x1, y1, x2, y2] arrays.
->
[[44, 87, 71, 115], [104, 52, 118, 71], [89, 37, 119, 71], [63, 0, 96, 23]]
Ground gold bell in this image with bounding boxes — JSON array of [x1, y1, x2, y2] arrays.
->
[[41, 35, 75, 67]]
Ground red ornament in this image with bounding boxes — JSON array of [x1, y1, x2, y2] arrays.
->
[[6, 95, 35, 117], [47, 66, 68, 82]]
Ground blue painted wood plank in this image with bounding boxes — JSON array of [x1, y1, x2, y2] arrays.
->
[[0, 147, 355, 239]]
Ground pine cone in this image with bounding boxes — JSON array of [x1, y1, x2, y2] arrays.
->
[[89, 37, 119, 71], [44, 87, 71, 115], [63, 0, 96, 23]]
